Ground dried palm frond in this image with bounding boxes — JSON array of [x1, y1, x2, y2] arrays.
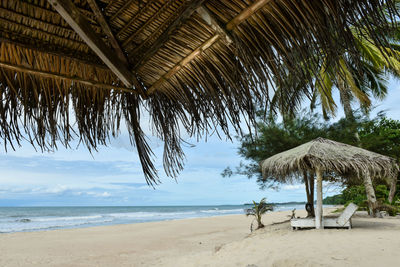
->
[[260, 138, 399, 183], [0, 0, 399, 185]]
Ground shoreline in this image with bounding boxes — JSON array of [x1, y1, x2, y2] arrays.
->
[[1, 204, 326, 234], [1, 207, 399, 266], [0, 210, 290, 235]]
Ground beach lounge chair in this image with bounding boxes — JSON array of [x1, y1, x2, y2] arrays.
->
[[291, 203, 358, 230]]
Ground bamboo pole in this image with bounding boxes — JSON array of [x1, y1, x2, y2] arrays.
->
[[147, 34, 220, 94], [0, 38, 108, 69], [110, 0, 136, 22], [117, 0, 156, 38], [146, 0, 273, 95], [48, 0, 136, 87], [226, 0, 273, 31], [87, 0, 129, 65], [315, 168, 323, 229], [131, 0, 206, 70], [0, 61, 135, 93], [121, 0, 173, 47]]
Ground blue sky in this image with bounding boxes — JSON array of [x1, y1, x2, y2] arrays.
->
[[0, 79, 399, 206]]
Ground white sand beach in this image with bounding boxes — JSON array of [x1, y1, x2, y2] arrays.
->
[[1, 208, 400, 267]]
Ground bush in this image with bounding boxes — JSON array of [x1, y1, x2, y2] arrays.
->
[[321, 183, 400, 215], [375, 184, 389, 202], [342, 185, 368, 210], [342, 184, 399, 216], [323, 194, 345, 205]]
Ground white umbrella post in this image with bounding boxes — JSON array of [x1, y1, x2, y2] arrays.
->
[[315, 168, 324, 229]]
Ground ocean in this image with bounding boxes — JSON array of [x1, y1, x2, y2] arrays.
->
[[0, 204, 307, 233]]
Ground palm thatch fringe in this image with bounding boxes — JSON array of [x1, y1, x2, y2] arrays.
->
[[0, 0, 399, 185], [260, 138, 399, 183], [0, 41, 157, 183]]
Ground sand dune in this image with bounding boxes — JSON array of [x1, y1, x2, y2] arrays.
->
[[1, 208, 399, 266]]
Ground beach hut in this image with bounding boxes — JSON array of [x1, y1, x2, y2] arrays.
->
[[0, 1, 398, 185], [260, 137, 398, 229]]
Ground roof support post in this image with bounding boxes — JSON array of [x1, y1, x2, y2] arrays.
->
[[315, 168, 323, 229], [47, 0, 136, 88]]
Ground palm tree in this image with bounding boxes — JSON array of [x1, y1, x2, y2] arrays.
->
[[312, 0, 400, 119], [312, 31, 400, 217], [245, 198, 273, 231], [270, 26, 400, 121], [269, 26, 400, 218], [312, 29, 400, 121]]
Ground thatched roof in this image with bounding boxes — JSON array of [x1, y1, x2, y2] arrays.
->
[[260, 138, 399, 182], [0, 0, 399, 184]]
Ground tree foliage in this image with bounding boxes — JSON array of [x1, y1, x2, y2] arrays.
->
[[359, 117, 400, 161], [222, 111, 326, 189], [224, 111, 400, 190], [271, 8, 400, 121], [323, 184, 400, 216], [223, 110, 362, 188]]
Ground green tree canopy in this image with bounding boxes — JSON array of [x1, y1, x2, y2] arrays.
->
[[223, 111, 400, 190], [359, 116, 400, 161]]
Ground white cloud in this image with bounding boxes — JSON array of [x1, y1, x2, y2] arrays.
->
[[283, 184, 305, 190], [42, 185, 70, 194], [86, 191, 111, 198]]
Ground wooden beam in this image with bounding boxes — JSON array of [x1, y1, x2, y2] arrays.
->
[[131, 0, 206, 71], [122, 0, 175, 47], [86, 0, 128, 65], [146, 0, 274, 95], [117, 0, 156, 39], [0, 61, 134, 93], [47, 0, 136, 87], [147, 35, 220, 94], [110, 0, 136, 22], [15, 0, 99, 25], [0, 37, 107, 68], [0, 7, 80, 40], [226, 0, 273, 31], [0, 17, 86, 48], [128, 11, 179, 57], [196, 6, 232, 44]]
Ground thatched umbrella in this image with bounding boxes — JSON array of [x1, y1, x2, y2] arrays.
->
[[260, 138, 398, 229]]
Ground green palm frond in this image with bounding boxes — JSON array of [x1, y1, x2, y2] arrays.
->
[[338, 58, 371, 108], [245, 197, 273, 231], [290, 11, 400, 120], [315, 60, 337, 118]]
